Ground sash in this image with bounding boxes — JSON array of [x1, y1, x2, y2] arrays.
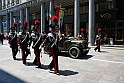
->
[[10, 33, 17, 41], [21, 33, 27, 43], [33, 33, 41, 47], [51, 33, 58, 48]]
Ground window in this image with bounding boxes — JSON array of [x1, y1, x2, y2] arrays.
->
[[80, 6, 83, 14], [99, 3, 105, 11], [82, 6, 86, 13], [95, 4, 99, 12], [66, 8, 73, 15], [85, 5, 89, 13], [70, 8, 73, 15], [66, 8, 70, 15]]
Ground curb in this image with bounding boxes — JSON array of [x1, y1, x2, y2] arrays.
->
[[88, 45, 124, 50]]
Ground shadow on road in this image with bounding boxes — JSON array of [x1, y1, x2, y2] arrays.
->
[[0, 69, 26, 83], [98, 51, 109, 53], [25, 62, 49, 70], [49, 70, 78, 76], [59, 52, 94, 60], [80, 55, 94, 60], [59, 70, 78, 76]]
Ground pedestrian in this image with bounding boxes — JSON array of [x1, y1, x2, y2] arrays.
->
[[94, 34, 101, 52], [8, 27, 18, 60], [0, 33, 5, 45], [77, 33, 81, 40], [32, 25, 42, 68], [42, 22, 60, 74], [18, 26, 31, 64]]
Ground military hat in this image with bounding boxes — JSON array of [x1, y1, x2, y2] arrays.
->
[[49, 22, 58, 28], [10, 27, 16, 30], [21, 26, 27, 30]]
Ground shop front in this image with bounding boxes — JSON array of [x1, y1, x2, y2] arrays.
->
[[95, 10, 124, 44]]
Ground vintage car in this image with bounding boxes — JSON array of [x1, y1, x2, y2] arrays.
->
[[43, 36, 90, 59]]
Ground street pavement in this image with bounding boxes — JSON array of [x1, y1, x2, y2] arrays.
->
[[0, 40, 124, 83]]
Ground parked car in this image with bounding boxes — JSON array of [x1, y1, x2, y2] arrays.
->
[[44, 36, 90, 59]]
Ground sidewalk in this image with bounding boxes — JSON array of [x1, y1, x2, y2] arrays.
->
[[89, 44, 124, 50]]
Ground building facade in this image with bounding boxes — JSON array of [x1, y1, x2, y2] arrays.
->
[[0, 0, 124, 45]]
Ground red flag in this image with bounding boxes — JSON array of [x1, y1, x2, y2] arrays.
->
[[55, 7, 60, 18]]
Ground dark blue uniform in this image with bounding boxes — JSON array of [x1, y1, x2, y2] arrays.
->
[[18, 28, 31, 64], [32, 32, 42, 68], [8, 29, 18, 60]]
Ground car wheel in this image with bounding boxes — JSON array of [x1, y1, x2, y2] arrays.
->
[[69, 47, 81, 59]]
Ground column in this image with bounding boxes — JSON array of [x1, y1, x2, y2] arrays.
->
[[0, 16, 3, 33], [26, 7, 30, 31], [0, 1, 2, 10], [20, 9, 24, 27], [6, 13, 10, 33], [6, 0, 8, 8], [2, 0, 4, 9], [74, 0, 80, 38], [49, 0, 54, 25], [41, 2, 45, 33], [88, 0, 95, 46], [10, 12, 13, 27]]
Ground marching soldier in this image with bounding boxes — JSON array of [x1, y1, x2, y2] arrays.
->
[[94, 34, 101, 52], [18, 26, 31, 64], [8, 27, 18, 60], [32, 25, 42, 68], [42, 22, 60, 74]]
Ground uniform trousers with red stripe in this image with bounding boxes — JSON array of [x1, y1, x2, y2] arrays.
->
[[34, 47, 41, 67], [21, 45, 30, 64], [94, 40, 100, 52], [11, 43, 18, 60], [49, 45, 59, 73]]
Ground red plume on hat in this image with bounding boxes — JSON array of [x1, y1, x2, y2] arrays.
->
[[35, 20, 40, 25], [98, 28, 101, 31], [24, 20, 28, 27], [14, 21, 18, 27], [51, 15, 58, 24], [81, 28, 84, 32]]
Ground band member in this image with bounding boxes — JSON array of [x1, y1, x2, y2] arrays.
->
[[8, 27, 18, 60], [32, 26, 42, 68], [18, 26, 31, 64], [43, 23, 60, 74]]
